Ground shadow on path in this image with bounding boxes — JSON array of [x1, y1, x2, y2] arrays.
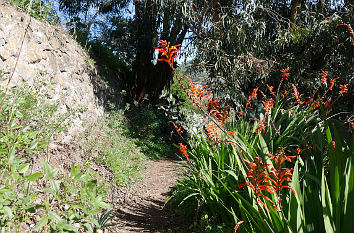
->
[[107, 159, 188, 233]]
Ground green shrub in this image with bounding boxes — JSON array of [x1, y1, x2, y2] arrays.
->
[[125, 105, 174, 159], [0, 74, 111, 232], [80, 109, 146, 186], [155, 40, 353, 232], [8, 0, 53, 21]]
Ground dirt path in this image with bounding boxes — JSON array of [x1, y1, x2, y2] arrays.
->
[[108, 159, 184, 233]]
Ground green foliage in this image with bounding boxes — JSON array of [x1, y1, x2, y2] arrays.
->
[[287, 111, 354, 233], [172, 88, 353, 232], [9, 0, 53, 21], [80, 110, 146, 186], [0, 79, 110, 231], [125, 106, 175, 159], [87, 40, 128, 72], [170, 70, 195, 112], [182, 0, 353, 112]]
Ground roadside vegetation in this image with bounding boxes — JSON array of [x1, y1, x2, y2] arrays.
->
[[0, 73, 112, 231], [157, 41, 353, 232], [2, 0, 353, 232]]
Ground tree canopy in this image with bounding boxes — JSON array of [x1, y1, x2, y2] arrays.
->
[[54, 0, 353, 110]]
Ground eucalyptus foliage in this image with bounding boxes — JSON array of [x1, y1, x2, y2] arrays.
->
[[180, 0, 353, 112]]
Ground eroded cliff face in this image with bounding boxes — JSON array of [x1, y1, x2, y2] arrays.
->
[[0, 0, 106, 142]]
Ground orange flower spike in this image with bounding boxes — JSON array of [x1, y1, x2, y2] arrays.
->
[[251, 87, 259, 99], [280, 67, 290, 80], [339, 84, 349, 95], [208, 99, 229, 125], [235, 157, 274, 212], [337, 24, 354, 45], [291, 84, 303, 104], [154, 40, 181, 68], [328, 77, 340, 91], [268, 147, 296, 169], [169, 121, 184, 136], [178, 143, 189, 161], [205, 121, 220, 141], [268, 147, 296, 206], [246, 87, 259, 108], [266, 84, 275, 95], [207, 99, 220, 110], [262, 98, 275, 115], [187, 81, 212, 106], [321, 71, 328, 84]]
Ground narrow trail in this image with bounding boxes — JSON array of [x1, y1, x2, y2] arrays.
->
[[109, 159, 185, 233]]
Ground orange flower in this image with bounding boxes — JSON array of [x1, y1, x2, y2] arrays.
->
[[178, 143, 189, 161], [227, 131, 236, 137], [154, 40, 181, 68], [339, 84, 349, 95], [205, 121, 220, 141], [207, 99, 221, 110], [280, 67, 290, 80], [296, 147, 302, 155], [281, 89, 289, 99], [246, 87, 259, 108], [266, 84, 275, 95], [251, 87, 259, 99], [169, 121, 184, 136], [321, 71, 328, 84], [328, 77, 339, 91], [262, 98, 274, 115], [268, 147, 296, 168]]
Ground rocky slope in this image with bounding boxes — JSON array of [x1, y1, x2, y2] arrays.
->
[[0, 0, 107, 143]]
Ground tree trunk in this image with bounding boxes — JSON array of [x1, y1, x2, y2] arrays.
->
[[129, 0, 186, 103], [290, 0, 303, 26]]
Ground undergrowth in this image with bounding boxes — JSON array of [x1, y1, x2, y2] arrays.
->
[[125, 105, 175, 159], [80, 109, 146, 186], [8, 0, 54, 21], [0, 72, 112, 232], [155, 40, 353, 233]]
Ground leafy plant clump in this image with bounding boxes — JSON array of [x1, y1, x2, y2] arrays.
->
[[156, 40, 353, 232], [80, 109, 146, 186], [8, 0, 54, 21], [125, 105, 175, 159], [0, 74, 111, 232]]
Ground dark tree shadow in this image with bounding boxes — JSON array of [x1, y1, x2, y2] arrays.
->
[[108, 190, 190, 233]]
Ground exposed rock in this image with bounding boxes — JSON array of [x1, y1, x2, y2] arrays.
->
[[0, 0, 107, 143]]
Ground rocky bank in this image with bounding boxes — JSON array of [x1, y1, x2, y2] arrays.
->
[[0, 0, 108, 143]]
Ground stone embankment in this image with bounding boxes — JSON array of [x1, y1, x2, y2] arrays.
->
[[0, 0, 107, 142]]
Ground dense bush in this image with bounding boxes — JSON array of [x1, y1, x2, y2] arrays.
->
[[181, 0, 353, 114], [156, 41, 353, 232]]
